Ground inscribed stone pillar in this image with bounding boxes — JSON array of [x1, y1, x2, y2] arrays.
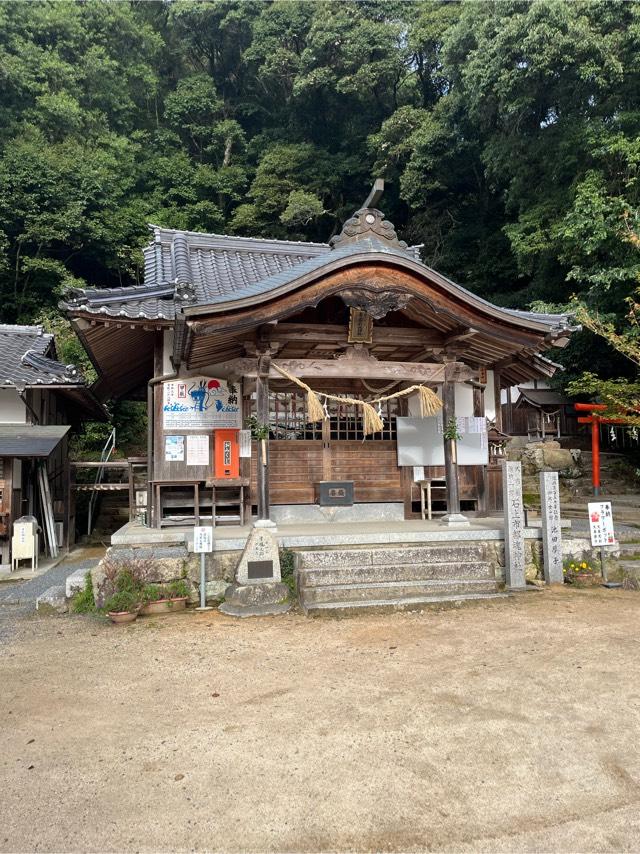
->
[[539, 471, 563, 584], [502, 460, 526, 589]]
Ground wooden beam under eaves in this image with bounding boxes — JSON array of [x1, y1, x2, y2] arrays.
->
[[443, 327, 478, 347]]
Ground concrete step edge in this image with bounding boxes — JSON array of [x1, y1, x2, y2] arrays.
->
[[298, 560, 492, 575], [304, 592, 510, 613], [298, 569, 495, 589], [301, 577, 497, 592]]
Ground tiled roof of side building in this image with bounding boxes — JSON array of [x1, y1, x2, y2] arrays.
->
[[0, 324, 85, 386]]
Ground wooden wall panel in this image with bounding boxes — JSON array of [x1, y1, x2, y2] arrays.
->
[[251, 441, 324, 505], [330, 441, 403, 503], [251, 440, 403, 505], [250, 442, 505, 513]]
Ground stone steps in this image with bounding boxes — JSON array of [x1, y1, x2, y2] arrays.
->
[[302, 577, 498, 607], [618, 542, 640, 555], [295, 543, 500, 614], [299, 560, 493, 588], [296, 543, 487, 570], [618, 561, 640, 579], [307, 591, 510, 614]]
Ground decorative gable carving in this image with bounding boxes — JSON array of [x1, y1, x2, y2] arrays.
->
[[340, 287, 413, 320], [330, 208, 410, 252]]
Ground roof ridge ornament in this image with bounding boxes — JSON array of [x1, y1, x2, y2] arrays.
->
[[330, 178, 410, 253]]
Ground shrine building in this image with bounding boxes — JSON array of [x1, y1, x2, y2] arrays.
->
[[61, 182, 575, 551]]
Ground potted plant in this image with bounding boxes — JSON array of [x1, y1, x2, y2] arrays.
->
[[104, 589, 141, 624], [563, 558, 600, 586], [101, 563, 146, 623], [140, 579, 190, 615]]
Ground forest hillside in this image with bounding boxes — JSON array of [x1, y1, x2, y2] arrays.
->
[[1, 0, 639, 392]]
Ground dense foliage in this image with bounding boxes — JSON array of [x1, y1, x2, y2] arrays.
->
[[1, 0, 639, 394]]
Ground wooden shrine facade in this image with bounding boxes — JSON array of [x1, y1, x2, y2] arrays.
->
[[61, 183, 575, 525]]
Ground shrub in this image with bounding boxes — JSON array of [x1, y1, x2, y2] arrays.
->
[[141, 583, 164, 603], [97, 556, 152, 607], [167, 579, 189, 599], [141, 579, 190, 603], [279, 548, 296, 594], [104, 589, 140, 614]]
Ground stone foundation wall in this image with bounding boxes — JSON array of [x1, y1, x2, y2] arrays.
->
[[463, 534, 597, 585], [92, 531, 601, 606], [91, 543, 242, 607]]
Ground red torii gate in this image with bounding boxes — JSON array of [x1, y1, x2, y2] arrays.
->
[[575, 403, 629, 496]]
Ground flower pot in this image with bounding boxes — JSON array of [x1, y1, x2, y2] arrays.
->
[[573, 573, 599, 586], [140, 597, 188, 616], [108, 610, 138, 624]]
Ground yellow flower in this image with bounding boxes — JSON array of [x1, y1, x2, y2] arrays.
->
[[581, 562, 587, 569]]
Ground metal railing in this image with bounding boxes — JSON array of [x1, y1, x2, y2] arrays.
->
[[87, 428, 116, 535]]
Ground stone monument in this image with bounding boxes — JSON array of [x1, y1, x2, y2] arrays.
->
[[539, 471, 563, 584], [218, 526, 291, 617], [502, 460, 526, 590]]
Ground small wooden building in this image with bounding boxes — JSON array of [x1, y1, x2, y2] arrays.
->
[[62, 186, 574, 527], [0, 324, 105, 566], [503, 384, 580, 440]]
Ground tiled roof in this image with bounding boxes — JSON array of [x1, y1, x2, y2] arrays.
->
[[59, 211, 573, 337], [60, 214, 424, 322], [0, 325, 85, 387], [190, 237, 416, 308]]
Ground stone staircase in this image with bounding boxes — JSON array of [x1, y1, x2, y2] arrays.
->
[[83, 491, 130, 544], [295, 543, 506, 615], [616, 541, 640, 584]]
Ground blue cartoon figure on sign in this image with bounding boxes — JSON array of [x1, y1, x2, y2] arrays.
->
[[189, 380, 208, 412], [188, 378, 221, 412]]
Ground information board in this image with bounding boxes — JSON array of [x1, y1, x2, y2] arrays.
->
[[396, 417, 488, 466], [186, 434, 209, 466], [588, 501, 615, 546], [193, 526, 214, 553], [163, 377, 241, 430], [239, 429, 252, 458]]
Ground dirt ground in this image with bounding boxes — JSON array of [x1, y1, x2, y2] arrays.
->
[[1, 589, 640, 853]]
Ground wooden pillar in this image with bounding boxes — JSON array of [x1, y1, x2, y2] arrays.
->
[[493, 370, 503, 431], [473, 383, 487, 514], [442, 378, 460, 515], [505, 385, 513, 434], [256, 353, 271, 520]]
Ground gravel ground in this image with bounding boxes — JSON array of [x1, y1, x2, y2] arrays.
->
[[1, 586, 639, 852], [0, 548, 102, 643]]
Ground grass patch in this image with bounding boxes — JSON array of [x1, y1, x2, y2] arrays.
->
[[70, 572, 96, 613]]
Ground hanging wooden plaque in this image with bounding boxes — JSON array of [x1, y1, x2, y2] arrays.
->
[[348, 308, 373, 344]]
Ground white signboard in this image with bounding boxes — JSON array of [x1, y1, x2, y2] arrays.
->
[[163, 377, 241, 430], [396, 417, 488, 466], [193, 526, 214, 553], [588, 501, 615, 546], [239, 429, 252, 458], [164, 435, 184, 462], [186, 434, 210, 467]]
